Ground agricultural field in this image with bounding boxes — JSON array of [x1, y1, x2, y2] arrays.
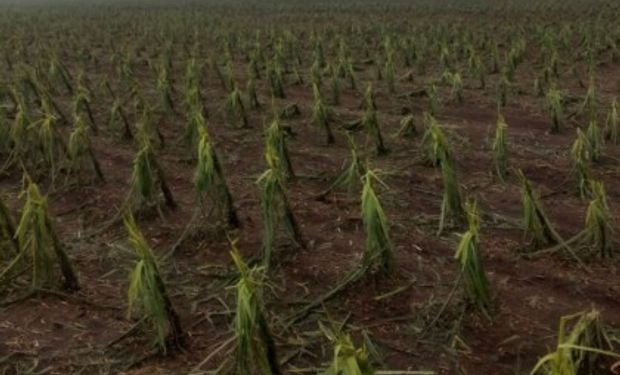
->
[[1, 0, 620, 374]]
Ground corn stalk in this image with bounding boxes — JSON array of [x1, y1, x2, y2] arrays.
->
[[194, 125, 239, 228], [361, 170, 393, 274], [583, 181, 613, 258], [1, 178, 78, 291], [454, 201, 492, 318], [125, 214, 185, 352], [530, 310, 618, 375], [231, 246, 281, 375], [492, 113, 509, 182]]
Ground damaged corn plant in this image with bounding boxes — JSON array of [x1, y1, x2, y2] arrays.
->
[[492, 113, 509, 182], [312, 83, 335, 145], [257, 147, 303, 269], [517, 170, 563, 249], [530, 309, 618, 375], [125, 214, 185, 352], [570, 129, 593, 199], [67, 115, 105, 184], [361, 169, 393, 274], [230, 246, 281, 375], [322, 134, 365, 197], [1, 178, 78, 291], [265, 109, 295, 180], [582, 181, 614, 258], [0, 197, 19, 258], [194, 124, 239, 228], [129, 135, 176, 210], [454, 200, 492, 318]]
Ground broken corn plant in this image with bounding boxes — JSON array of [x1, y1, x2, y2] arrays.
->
[[312, 83, 335, 145], [397, 114, 417, 138], [257, 150, 303, 269], [443, 71, 464, 103], [247, 76, 261, 110], [385, 54, 396, 93], [545, 86, 563, 133], [583, 181, 613, 258], [184, 85, 205, 117], [362, 84, 377, 111], [324, 134, 365, 196], [1, 178, 78, 291], [530, 309, 618, 375], [68, 115, 105, 183], [183, 107, 207, 150], [136, 102, 165, 149], [73, 78, 97, 134], [266, 61, 285, 99], [570, 129, 593, 199], [319, 332, 375, 375], [606, 97, 618, 144], [156, 64, 175, 113], [225, 84, 249, 128], [109, 99, 132, 140], [361, 170, 393, 274], [194, 125, 239, 228], [8, 104, 35, 170], [492, 113, 509, 182], [361, 106, 387, 156], [130, 137, 176, 209], [422, 113, 451, 167], [428, 84, 441, 116], [585, 119, 603, 162], [454, 201, 492, 317], [438, 150, 465, 235], [125, 214, 184, 352], [580, 74, 598, 120], [0, 197, 19, 257], [265, 112, 295, 179], [37, 112, 66, 184], [517, 170, 561, 248], [231, 247, 281, 375], [329, 65, 341, 105]]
